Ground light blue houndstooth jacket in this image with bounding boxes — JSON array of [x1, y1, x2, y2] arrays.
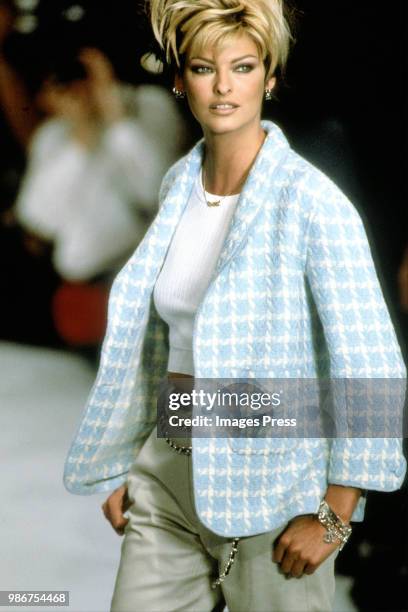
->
[[63, 120, 406, 537]]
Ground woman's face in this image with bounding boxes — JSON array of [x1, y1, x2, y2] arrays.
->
[[177, 32, 275, 138]]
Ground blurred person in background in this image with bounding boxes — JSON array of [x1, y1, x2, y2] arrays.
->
[[0, 0, 187, 350], [16, 47, 185, 283]]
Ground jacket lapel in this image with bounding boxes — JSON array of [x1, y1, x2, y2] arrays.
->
[[131, 139, 204, 278], [213, 120, 290, 275]]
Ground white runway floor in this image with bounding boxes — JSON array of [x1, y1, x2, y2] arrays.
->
[[0, 342, 357, 612]]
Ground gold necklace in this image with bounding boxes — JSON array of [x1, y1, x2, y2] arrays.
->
[[201, 168, 241, 207]]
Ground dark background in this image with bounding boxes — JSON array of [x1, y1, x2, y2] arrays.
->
[[1, 1, 407, 610]]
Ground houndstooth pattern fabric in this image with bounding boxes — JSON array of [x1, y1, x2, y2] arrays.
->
[[63, 121, 406, 537]]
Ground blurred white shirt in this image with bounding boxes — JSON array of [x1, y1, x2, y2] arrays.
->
[[15, 84, 186, 281]]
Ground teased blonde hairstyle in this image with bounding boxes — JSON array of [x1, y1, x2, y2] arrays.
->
[[148, 0, 293, 80]]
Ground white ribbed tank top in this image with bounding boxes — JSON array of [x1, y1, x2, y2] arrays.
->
[[153, 170, 240, 375]]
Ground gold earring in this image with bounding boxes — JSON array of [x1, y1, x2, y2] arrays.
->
[[172, 87, 186, 100]]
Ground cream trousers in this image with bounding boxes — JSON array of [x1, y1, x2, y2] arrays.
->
[[111, 427, 337, 612]]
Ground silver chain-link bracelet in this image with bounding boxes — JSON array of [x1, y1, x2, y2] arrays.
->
[[317, 500, 352, 551]]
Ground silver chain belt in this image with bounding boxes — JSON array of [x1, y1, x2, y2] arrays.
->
[[164, 436, 192, 454], [160, 380, 240, 587], [164, 434, 240, 587]]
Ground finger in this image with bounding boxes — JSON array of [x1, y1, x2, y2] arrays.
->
[[113, 517, 129, 536], [280, 551, 296, 575], [272, 536, 288, 564], [122, 488, 132, 513], [107, 500, 128, 530], [289, 558, 307, 578], [303, 563, 317, 575], [109, 488, 131, 524]]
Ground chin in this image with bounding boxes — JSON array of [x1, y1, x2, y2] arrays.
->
[[202, 116, 248, 136], [201, 110, 262, 137]]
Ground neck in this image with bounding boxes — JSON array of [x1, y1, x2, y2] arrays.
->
[[202, 122, 266, 196]]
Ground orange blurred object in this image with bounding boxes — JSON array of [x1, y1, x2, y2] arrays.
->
[[52, 281, 109, 346]]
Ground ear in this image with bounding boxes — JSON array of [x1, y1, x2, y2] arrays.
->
[[265, 76, 277, 91], [174, 72, 185, 92]]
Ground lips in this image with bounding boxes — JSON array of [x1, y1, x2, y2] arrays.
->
[[209, 103, 239, 109]]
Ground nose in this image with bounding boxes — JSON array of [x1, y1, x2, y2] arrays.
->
[[214, 70, 232, 95]]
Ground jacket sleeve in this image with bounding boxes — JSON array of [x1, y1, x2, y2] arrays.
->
[[305, 181, 406, 492]]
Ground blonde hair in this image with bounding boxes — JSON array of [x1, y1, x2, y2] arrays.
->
[[148, 0, 293, 80]]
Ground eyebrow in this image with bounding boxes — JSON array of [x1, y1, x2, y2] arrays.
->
[[189, 54, 259, 64]]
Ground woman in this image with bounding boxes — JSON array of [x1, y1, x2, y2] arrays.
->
[[63, 1, 406, 611]]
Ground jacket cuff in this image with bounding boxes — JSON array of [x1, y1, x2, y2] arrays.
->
[[328, 438, 407, 492]]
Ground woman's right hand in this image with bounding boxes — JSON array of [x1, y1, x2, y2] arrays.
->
[[101, 484, 132, 536]]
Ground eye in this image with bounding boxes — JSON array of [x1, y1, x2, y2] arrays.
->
[[234, 64, 254, 73], [190, 65, 213, 74]]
